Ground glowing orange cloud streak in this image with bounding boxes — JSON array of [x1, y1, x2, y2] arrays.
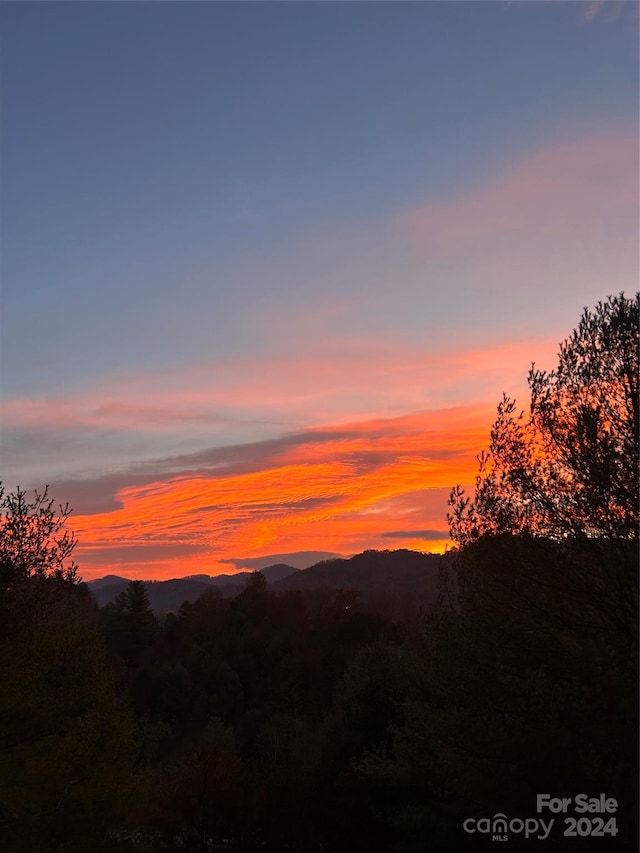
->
[[71, 404, 495, 580]]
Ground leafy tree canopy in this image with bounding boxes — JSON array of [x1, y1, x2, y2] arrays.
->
[[0, 483, 78, 587], [448, 293, 639, 545]]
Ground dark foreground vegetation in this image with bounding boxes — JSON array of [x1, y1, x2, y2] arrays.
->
[[1, 294, 638, 852]]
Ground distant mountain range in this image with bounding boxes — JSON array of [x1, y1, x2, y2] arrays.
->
[[87, 550, 443, 619], [87, 562, 299, 610]]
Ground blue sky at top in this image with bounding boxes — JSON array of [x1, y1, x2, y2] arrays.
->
[[2, 1, 637, 396]]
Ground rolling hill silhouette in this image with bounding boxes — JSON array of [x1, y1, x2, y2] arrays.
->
[[89, 550, 442, 619]]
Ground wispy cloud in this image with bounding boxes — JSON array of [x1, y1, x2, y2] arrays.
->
[[402, 130, 637, 259], [1, 335, 556, 482], [502, 1, 631, 25], [380, 529, 447, 541], [580, 1, 627, 23]]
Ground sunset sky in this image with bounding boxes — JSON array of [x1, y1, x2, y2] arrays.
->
[[1, 1, 638, 580]]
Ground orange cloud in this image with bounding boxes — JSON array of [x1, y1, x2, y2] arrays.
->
[[70, 404, 495, 580], [5, 336, 564, 580]]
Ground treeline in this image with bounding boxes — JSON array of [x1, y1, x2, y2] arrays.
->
[[1, 536, 637, 852]]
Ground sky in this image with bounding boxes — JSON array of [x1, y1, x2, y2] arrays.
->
[[1, 1, 638, 581]]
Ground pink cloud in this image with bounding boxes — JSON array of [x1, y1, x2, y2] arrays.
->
[[2, 336, 557, 437], [402, 131, 638, 257]]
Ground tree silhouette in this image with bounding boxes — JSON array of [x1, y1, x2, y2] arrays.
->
[[448, 293, 639, 545], [0, 483, 77, 587], [103, 580, 158, 665]]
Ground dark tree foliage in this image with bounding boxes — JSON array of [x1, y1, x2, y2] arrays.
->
[[361, 537, 638, 852], [0, 483, 78, 587], [0, 578, 139, 853], [0, 487, 138, 852], [102, 580, 158, 666], [95, 577, 404, 852], [448, 293, 639, 545]]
